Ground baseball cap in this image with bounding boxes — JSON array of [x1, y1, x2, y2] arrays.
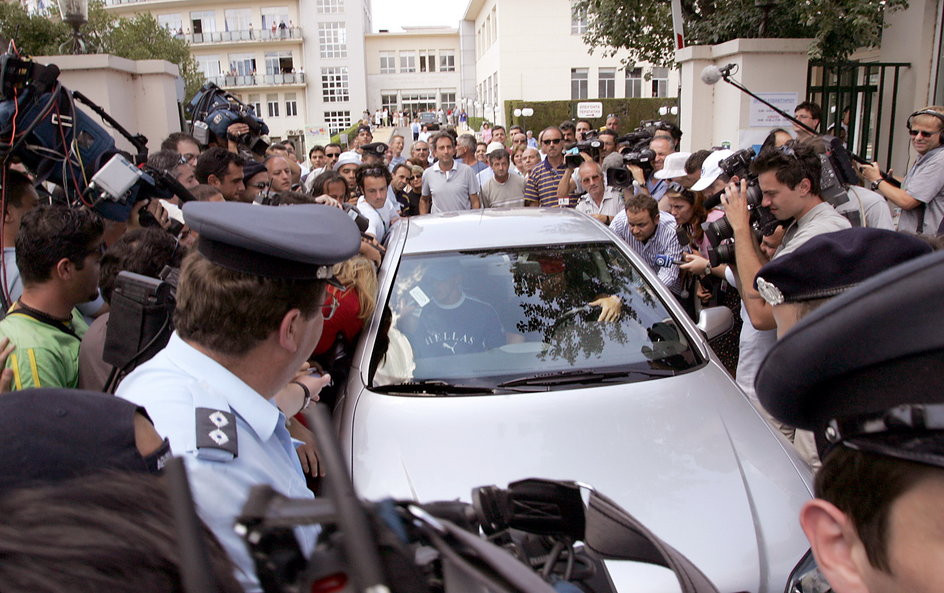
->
[[690, 149, 733, 192], [654, 152, 692, 180]]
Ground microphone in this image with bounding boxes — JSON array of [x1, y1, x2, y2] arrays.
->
[[700, 63, 737, 85]]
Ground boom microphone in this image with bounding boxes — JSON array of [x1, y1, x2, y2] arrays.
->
[[700, 63, 737, 85]]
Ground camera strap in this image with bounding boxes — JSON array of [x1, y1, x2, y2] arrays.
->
[[9, 301, 80, 341]]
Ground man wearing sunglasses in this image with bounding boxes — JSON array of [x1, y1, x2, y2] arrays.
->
[[524, 127, 574, 207], [860, 106, 944, 235]]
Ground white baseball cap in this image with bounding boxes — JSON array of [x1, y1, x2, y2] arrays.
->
[[486, 141, 506, 155], [333, 151, 362, 171], [690, 149, 734, 192], [653, 151, 692, 180]]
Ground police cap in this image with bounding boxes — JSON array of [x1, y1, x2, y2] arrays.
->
[[183, 201, 361, 280], [756, 250, 944, 466], [361, 142, 388, 157], [754, 228, 932, 305], [0, 389, 163, 492]]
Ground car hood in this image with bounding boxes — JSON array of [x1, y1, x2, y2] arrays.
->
[[347, 365, 812, 593]]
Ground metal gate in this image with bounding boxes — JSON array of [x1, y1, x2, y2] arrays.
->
[[807, 61, 910, 170]]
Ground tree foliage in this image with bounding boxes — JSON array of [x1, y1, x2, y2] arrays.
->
[[573, 0, 909, 68], [0, 1, 202, 99]]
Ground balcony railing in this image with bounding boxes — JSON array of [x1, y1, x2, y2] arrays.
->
[[174, 28, 303, 44], [206, 73, 306, 87]]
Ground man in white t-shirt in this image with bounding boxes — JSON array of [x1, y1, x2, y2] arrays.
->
[[355, 164, 398, 243]]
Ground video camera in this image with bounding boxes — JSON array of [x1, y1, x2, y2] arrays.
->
[[564, 138, 602, 168], [0, 50, 193, 221], [188, 82, 269, 156], [610, 126, 657, 186]]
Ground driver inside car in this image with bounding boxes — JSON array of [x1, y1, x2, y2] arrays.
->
[[404, 264, 507, 357]]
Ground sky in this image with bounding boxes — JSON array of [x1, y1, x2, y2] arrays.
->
[[371, 0, 469, 32]]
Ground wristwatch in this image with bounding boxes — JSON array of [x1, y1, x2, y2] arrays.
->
[[870, 179, 883, 191], [703, 263, 712, 277]]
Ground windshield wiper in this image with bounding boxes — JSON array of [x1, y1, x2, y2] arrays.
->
[[497, 368, 676, 388], [372, 380, 546, 395]]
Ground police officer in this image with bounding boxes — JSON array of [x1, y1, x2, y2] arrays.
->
[[755, 249, 944, 593], [117, 201, 361, 591]]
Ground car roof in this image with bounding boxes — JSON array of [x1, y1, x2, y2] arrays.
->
[[399, 208, 614, 254]]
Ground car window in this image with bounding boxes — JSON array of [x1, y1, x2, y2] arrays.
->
[[369, 243, 702, 390]]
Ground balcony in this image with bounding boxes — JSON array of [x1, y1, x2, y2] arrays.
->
[[206, 72, 306, 88], [174, 28, 303, 45]]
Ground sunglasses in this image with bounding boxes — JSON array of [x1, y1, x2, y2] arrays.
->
[[325, 153, 341, 159], [542, 138, 562, 145], [406, 175, 418, 181], [248, 181, 270, 189], [322, 295, 340, 321], [908, 129, 936, 138]]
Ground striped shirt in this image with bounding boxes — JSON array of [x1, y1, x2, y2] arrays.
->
[[524, 157, 574, 207], [0, 307, 87, 389], [611, 212, 684, 294]]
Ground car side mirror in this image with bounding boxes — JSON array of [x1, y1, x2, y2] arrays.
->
[[696, 306, 734, 342]]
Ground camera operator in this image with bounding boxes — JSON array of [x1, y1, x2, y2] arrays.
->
[[628, 135, 675, 202], [576, 119, 593, 141], [554, 129, 618, 205], [195, 148, 246, 202], [721, 143, 850, 332], [859, 106, 944, 235]]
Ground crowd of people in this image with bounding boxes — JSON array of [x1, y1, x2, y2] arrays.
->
[[0, 94, 942, 593]]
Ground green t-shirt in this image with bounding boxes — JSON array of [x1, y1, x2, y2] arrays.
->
[[0, 308, 88, 389]]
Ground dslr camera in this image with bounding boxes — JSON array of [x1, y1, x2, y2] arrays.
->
[[703, 148, 780, 267]]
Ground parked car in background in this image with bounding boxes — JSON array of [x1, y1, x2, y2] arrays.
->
[[336, 208, 819, 593]]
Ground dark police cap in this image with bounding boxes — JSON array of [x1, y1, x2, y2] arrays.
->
[[242, 160, 267, 183], [183, 201, 361, 280], [361, 142, 388, 156], [754, 228, 932, 305], [0, 389, 161, 492], [756, 249, 944, 466]]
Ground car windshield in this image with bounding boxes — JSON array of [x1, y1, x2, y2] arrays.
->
[[369, 243, 702, 391]]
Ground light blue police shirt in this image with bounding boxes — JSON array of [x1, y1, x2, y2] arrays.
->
[[118, 332, 316, 592]]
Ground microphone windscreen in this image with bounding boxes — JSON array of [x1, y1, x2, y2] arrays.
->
[[700, 65, 722, 85]]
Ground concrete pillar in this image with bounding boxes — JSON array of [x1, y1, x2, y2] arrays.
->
[[675, 38, 813, 153], [33, 54, 182, 156]]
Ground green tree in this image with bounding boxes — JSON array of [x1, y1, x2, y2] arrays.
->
[[573, 0, 908, 69], [0, 1, 203, 100]]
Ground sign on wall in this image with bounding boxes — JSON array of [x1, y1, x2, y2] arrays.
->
[[748, 93, 798, 128], [576, 102, 604, 119]]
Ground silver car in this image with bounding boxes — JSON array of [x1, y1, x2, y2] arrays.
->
[[336, 208, 817, 593]]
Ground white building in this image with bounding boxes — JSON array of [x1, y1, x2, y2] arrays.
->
[[364, 27, 461, 115], [104, 0, 370, 152], [460, 0, 680, 125]]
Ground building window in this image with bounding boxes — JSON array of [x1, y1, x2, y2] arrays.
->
[[158, 14, 182, 34], [321, 66, 349, 102], [598, 67, 615, 99], [228, 53, 256, 76], [625, 67, 642, 98], [316, 0, 343, 13], [490, 6, 497, 44], [324, 110, 351, 135], [571, 4, 587, 35], [224, 8, 251, 32], [380, 51, 396, 74], [571, 68, 588, 100], [318, 22, 347, 59], [265, 51, 293, 75], [190, 10, 216, 36], [267, 94, 280, 118], [196, 55, 221, 77], [261, 7, 290, 31], [419, 50, 437, 73], [401, 92, 437, 112], [285, 92, 298, 117], [651, 67, 669, 98], [439, 50, 456, 72], [248, 94, 261, 116], [381, 93, 398, 111], [400, 51, 416, 73], [441, 92, 456, 112]]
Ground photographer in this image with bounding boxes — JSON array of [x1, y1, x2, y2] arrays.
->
[[721, 143, 850, 331], [628, 135, 675, 202], [554, 130, 616, 205]]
